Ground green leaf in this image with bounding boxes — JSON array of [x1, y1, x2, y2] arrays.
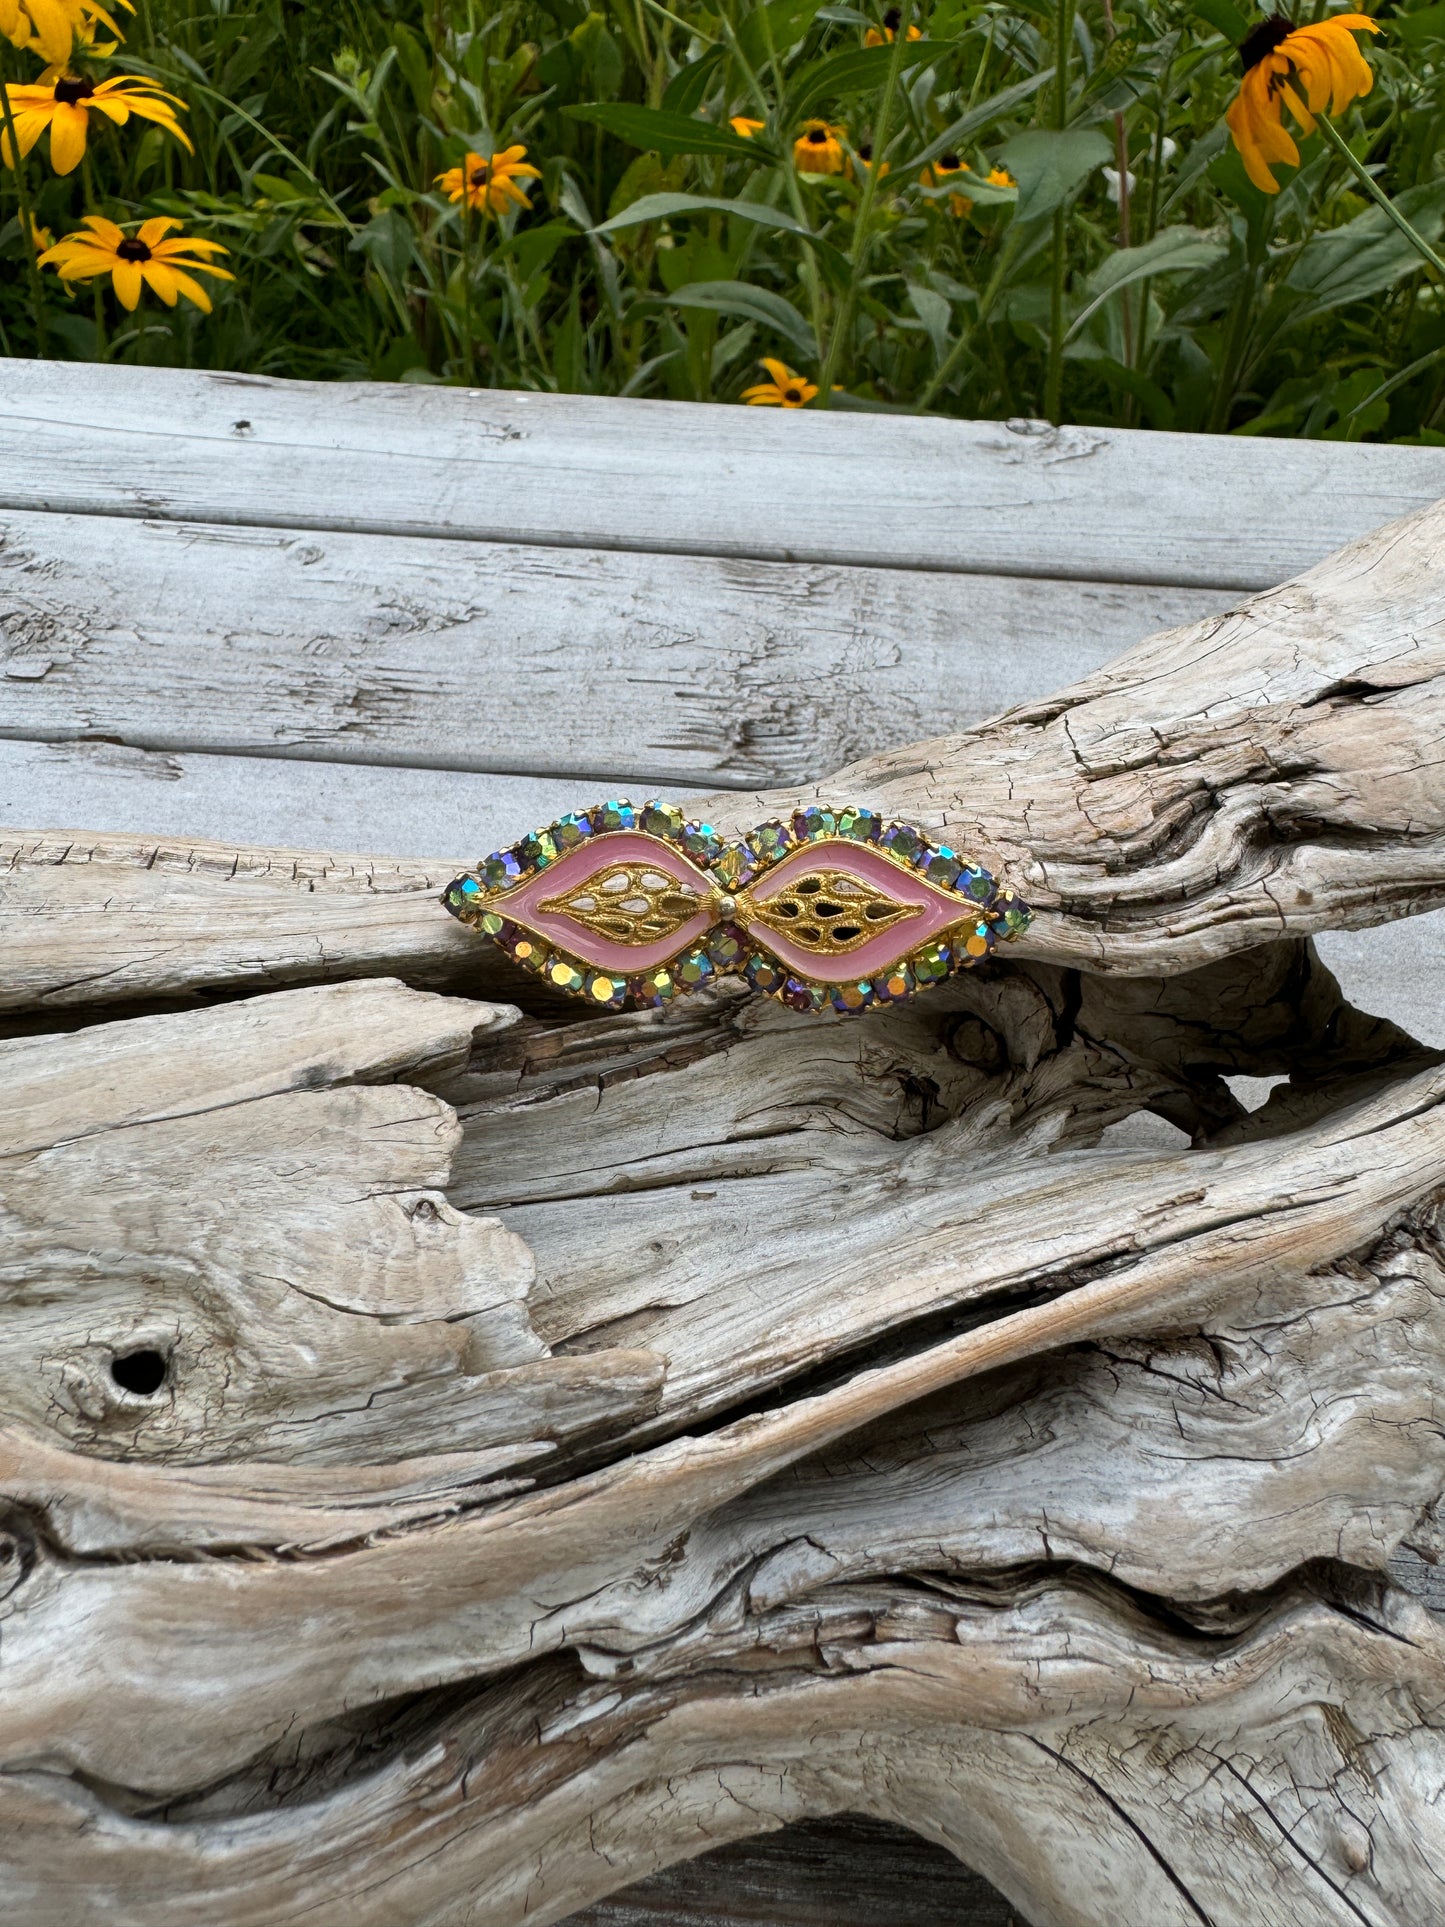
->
[[907, 282, 951, 362], [592, 192, 811, 236], [661, 47, 723, 115], [564, 103, 774, 161], [997, 126, 1111, 223], [1284, 181, 1445, 323], [348, 207, 415, 279], [738, 0, 826, 72], [1190, 0, 1248, 45], [905, 68, 1054, 172], [650, 279, 816, 357], [787, 41, 946, 127], [1394, 3, 1445, 43], [1067, 224, 1228, 340]]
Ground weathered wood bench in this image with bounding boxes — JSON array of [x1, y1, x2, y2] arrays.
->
[[3, 365, 1445, 1927]]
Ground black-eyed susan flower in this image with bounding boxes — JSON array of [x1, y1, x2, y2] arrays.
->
[[435, 145, 541, 216], [0, 0, 126, 64], [864, 7, 922, 43], [794, 120, 845, 175], [730, 115, 764, 138], [921, 152, 972, 216], [39, 214, 232, 310], [742, 358, 819, 407], [1226, 12, 1380, 194], [852, 141, 891, 181], [0, 70, 189, 176]]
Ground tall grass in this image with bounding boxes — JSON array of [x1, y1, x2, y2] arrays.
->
[[2, 0, 1443, 437]]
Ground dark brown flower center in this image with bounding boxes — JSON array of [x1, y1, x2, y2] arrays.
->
[[883, 6, 901, 27], [857, 142, 873, 160], [784, 388, 802, 401], [470, 164, 490, 184], [941, 152, 961, 169], [806, 128, 828, 143], [1239, 14, 1294, 71], [116, 237, 151, 262], [53, 75, 95, 104]]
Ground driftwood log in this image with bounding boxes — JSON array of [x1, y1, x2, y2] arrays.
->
[[3, 496, 1445, 1926]]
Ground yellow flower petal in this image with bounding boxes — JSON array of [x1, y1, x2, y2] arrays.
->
[[111, 258, 143, 308], [47, 100, 89, 173]]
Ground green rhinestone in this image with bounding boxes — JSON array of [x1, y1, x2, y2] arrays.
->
[[707, 925, 744, 969], [641, 801, 686, 840], [912, 941, 952, 985], [517, 830, 559, 871], [551, 813, 593, 852], [836, 807, 882, 842], [923, 848, 964, 889], [680, 820, 724, 863], [881, 824, 925, 864], [480, 851, 522, 890], [479, 910, 507, 937], [792, 806, 837, 841], [594, 800, 636, 834]]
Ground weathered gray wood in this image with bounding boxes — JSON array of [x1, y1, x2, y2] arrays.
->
[[3, 361, 1444, 589], [5, 494, 1442, 1020], [0, 739, 618, 864], [0, 508, 1221, 789], [6, 442, 1445, 1927]]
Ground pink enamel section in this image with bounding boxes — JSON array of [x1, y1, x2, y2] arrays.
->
[[501, 831, 717, 972], [743, 839, 968, 982]]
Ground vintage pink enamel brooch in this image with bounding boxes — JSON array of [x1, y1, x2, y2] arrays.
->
[[441, 801, 1032, 1015]]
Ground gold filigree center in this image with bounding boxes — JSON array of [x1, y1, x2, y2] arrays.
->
[[539, 864, 706, 944], [744, 869, 921, 955]]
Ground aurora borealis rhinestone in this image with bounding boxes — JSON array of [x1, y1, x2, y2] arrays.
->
[[641, 801, 686, 839], [516, 830, 559, 871], [680, 820, 725, 863], [552, 811, 594, 851], [880, 823, 925, 863], [746, 820, 794, 865], [594, 799, 637, 834], [836, 807, 882, 841], [440, 798, 1032, 1016], [480, 850, 522, 890], [793, 806, 837, 841]]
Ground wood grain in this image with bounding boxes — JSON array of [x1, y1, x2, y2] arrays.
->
[[3, 361, 1443, 589], [0, 507, 1222, 789]]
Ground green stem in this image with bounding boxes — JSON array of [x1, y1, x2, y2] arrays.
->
[[747, 2, 828, 371], [0, 47, 48, 356], [1042, 0, 1074, 423], [914, 223, 1022, 411], [815, 0, 912, 403], [1315, 111, 1445, 283]]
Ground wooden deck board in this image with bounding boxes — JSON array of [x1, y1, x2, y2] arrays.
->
[[0, 508, 1225, 790], [4, 362, 1444, 589]]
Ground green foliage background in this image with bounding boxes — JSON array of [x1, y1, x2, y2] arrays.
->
[[2, 0, 1443, 437]]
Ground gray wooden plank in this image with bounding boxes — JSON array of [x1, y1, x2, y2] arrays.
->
[[2, 362, 1442, 590], [0, 509, 1226, 789], [556, 1816, 1027, 1927], [0, 740, 646, 861]]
